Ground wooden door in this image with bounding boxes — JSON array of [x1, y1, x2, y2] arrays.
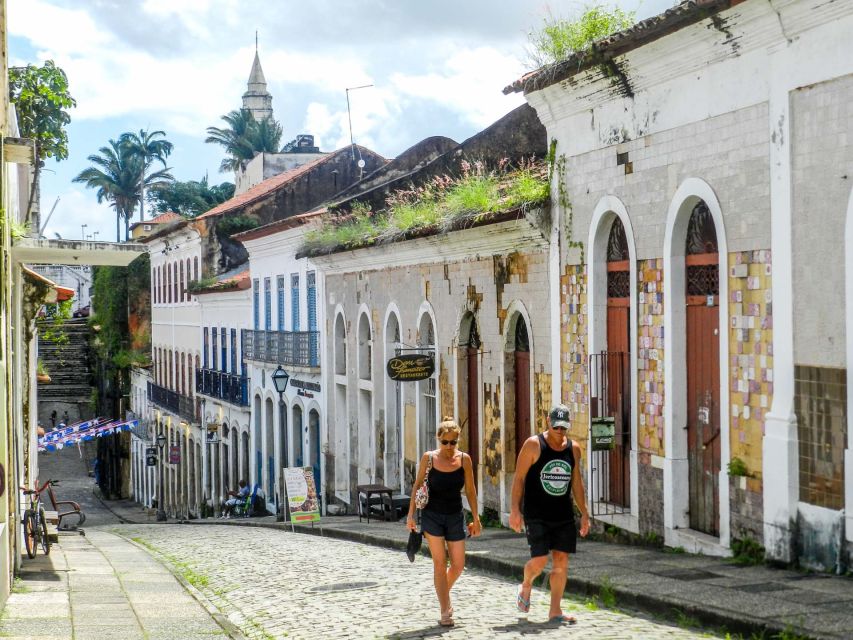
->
[[606, 303, 630, 507], [514, 350, 531, 459], [686, 261, 721, 536], [467, 346, 479, 481]]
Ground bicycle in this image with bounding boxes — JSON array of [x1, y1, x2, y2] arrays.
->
[[20, 480, 54, 559]]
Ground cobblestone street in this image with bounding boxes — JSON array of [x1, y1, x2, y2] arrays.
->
[[112, 524, 716, 640]]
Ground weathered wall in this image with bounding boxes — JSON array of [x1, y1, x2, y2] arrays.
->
[[791, 74, 853, 367], [323, 243, 551, 513]]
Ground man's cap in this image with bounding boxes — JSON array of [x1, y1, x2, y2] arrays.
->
[[549, 404, 570, 427]]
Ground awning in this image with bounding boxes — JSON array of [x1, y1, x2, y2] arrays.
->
[[22, 266, 75, 303]]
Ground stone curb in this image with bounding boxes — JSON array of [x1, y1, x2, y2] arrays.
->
[[98, 504, 824, 640]]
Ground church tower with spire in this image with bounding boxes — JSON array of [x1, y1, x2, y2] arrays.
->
[[242, 50, 273, 122]]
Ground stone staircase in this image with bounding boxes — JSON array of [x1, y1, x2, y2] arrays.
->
[[37, 318, 94, 402]]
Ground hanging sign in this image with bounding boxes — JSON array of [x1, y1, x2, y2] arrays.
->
[[283, 466, 320, 523], [386, 353, 435, 382], [145, 447, 157, 467], [591, 417, 616, 451], [168, 445, 181, 464]]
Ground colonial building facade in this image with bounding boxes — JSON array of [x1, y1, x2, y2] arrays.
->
[[506, 0, 853, 569]]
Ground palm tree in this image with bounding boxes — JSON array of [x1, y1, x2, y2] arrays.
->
[[120, 129, 173, 222], [205, 109, 283, 173], [72, 140, 142, 241]]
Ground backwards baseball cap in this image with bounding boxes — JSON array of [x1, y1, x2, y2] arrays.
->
[[549, 404, 570, 428]]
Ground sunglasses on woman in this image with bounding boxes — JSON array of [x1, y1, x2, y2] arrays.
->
[[440, 439, 458, 446]]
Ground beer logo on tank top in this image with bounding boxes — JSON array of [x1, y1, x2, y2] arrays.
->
[[540, 459, 572, 496]]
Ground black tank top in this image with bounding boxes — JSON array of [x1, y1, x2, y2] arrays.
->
[[424, 455, 465, 514], [523, 433, 575, 522]]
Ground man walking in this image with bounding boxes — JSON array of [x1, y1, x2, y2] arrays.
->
[[509, 404, 590, 624]]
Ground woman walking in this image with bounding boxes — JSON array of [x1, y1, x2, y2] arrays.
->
[[407, 418, 482, 627]]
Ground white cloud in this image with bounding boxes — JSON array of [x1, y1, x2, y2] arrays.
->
[[41, 188, 125, 243]]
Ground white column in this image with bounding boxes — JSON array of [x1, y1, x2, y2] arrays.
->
[[763, 53, 798, 564]]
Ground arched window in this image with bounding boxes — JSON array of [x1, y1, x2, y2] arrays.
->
[[357, 312, 374, 481], [186, 258, 192, 300], [193, 256, 199, 282], [173, 262, 179, 303], [167, 264, 172, 304], [179, 261, 185, 303]]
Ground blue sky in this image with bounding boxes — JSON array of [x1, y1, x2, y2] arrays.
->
[[9, 0, 674, 243]]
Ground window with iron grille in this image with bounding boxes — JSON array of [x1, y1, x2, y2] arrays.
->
[[277, 275, 285, 331], [607, 217, 630, 298], [291, 273, 300, 331], [685, 201, 719, 297], [212, 327, 218, 370], [231, 329, 237, 373]]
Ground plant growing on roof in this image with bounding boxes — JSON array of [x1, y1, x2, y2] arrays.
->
[[526, 3, 636, 69]]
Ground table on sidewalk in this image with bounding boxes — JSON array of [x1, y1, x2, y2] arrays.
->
[[356, 484, 394, 523]]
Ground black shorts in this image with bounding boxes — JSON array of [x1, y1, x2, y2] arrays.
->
[[421, 510, 466, 542], [525, 518, 577, 557]]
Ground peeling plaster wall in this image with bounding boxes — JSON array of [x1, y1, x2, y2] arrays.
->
[[323, 246, 550, 512]]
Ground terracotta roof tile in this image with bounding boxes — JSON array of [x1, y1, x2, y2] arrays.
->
[[198, 146, 371, 220], [149, 211, 182, 224]]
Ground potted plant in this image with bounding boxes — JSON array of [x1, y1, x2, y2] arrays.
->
[[36, 359, 51, 383]]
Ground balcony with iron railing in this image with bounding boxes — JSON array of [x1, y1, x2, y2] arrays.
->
[[147, 381, 198, 423], [195, 368, 250, 406], [242, 330, 320, 368]]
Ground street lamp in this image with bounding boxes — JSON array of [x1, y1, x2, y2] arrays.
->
[[81, 223, 87, 240], [272, 366, 290, 521], [156, 432, 167, 521]]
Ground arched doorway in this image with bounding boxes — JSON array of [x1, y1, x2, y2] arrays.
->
[[278, 399, 289, 469], [333, 312, 348, 498], [384, 311, 402, 490], [253, 394, 262, 487], [308, 408, 321, 498], [220, 423, 229, 497], [230, 425, 239, 489], [457, 313, 480, 481], [358, 312, 374, 483], [685, 201, 721, 536], [605, 217, 631, 508], [241, 430, 250, 487], [265, 397, 275, 502], [293, 404, 304, 467], [504, 311, 532, 467], [418, 313, 437, 458]]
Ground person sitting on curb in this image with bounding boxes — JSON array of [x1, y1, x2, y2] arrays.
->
[[221, 479, 250, 518]]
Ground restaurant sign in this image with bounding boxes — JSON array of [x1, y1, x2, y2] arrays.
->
[[386, 353, 435, 382]]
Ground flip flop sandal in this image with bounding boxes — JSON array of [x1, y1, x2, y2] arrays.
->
[[516, 585, 531, 613], [548, 613, 577, 625], [439, 612, 455, 627]]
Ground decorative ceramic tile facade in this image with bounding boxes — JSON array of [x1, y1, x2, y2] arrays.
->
[[637, 259, 665, 456], [560, 265, 589, 453], [728, 249, 773, 488]]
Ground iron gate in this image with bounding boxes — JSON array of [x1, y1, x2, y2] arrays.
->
[[588, 351, 631, 516]]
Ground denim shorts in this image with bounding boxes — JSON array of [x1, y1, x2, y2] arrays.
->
[[421, 509, 466, 542]]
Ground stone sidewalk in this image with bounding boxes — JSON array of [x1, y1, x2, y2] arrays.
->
[[0, 528, 236, 640], [100, 498, 853, 640]]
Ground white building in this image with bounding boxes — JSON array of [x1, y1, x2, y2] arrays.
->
[[234, 212, 325, 514], [194, 268, 252, 512]]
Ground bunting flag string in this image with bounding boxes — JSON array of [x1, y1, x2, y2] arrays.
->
[[38, 418, 138, 452]]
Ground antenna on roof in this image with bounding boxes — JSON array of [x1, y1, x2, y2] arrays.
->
[[345, 84, 374, 170]]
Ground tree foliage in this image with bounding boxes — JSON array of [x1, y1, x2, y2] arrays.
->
[[119, 129, 173, 221], [9, 60, 76, 162], [205, 108, 283, 173], [527, 3, 636, 69], [149, 175, 235, 217], [73, 138, 173, 241]]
